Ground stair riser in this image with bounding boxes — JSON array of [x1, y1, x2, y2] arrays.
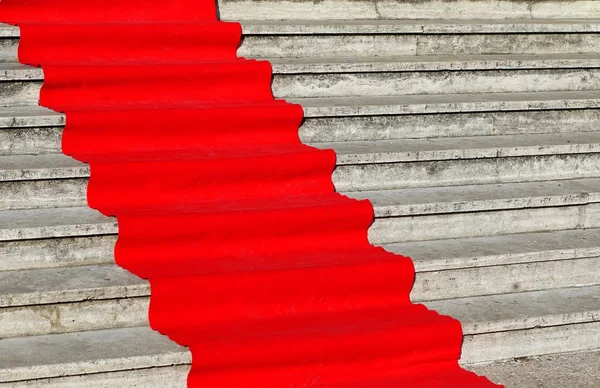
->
[[274, 69, 600, 98], [4, 154, 600, 209], [0, 297, 148, 338], [462, 321, 600, 364], [220, 0, 600, 20], [371, 204, 600, 244], [3, 323, 597, 384], [239, 34, 600, 59], [0, 39, 17, 63], [0, 81, 39, 104], [1, 111, 598, 153], [0, 178, 87, 211], [335, 154, 600, 191], [3, 257, 597, 338], [0, 236, 116, 272], [5, 365, 190, 388], [7, 69, 600, 103], [301, 110, 600, 143], [413, 257, 600, 302], [0, 127, 62, 156]]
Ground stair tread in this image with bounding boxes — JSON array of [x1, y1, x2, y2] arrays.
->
[[348, 178, 600, 216], [4, 175, 600, 240], [0, 326, 189, 383], [4, 54, 600, 79], [2, 91, 600, 129], [3, 227, 599, 306], [0, 153, 87, 181], [0, 207, 116, 241], [0, 63, 42, 80], [426, 285, 600, 335], [0, 264, 146, 307], [240, 19, 600, 34], [319, 131, 600, 164], [1, 285, 598, 382], [385, 228, 600, 272], [271, 53, 600, 73], [296, 90, 600, 116], [3, 132, 599, 180], [0, 105, 64, 128]]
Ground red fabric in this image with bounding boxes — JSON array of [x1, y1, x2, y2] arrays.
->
[[1, 1, 501, 386]]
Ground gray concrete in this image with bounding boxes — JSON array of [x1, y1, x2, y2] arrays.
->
[[0, 154, 86, 181], [469, 351, 600, 388], [0, 326, 190, 383], [297, 90, 600, 117], [0, 105, 64, 128], [0, 178, 87, 211], [0, 265, 146, 307], [0, 235, 116, 272], [301, 109, 600, 142], [219, 1, 600, 20], [0, 207, 116, 241], [386, 228, 600, 272], [4, 365, 189, 388], [0, 127, 63, 156]]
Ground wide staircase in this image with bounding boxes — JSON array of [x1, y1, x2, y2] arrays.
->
[[2, 1, 600, 386]]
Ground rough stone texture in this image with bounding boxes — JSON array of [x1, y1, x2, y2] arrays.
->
[[274, 68, 600, 98], [0, 326, 190, 383], [0, 127, 63, 156], [0, 265, 147, 307], [370, 205, 583, 244], [468, 351, 600, 388], [4, 365, 189, 388], [0, 235, 116, 272], [300, 109, 600, 142], [0, 154, 88, 181], [349, 178, 600, 217], [0, 105, 64, 128], [0, 296, 148, 338], [219, 1, 600, 21], [0, 207, 116, 241], [297, 91, 600, 117], [322, 132, 600, 164], [240, 33, 600, 59], [386, 228, 600, 272], [334, 153, 600, 191], [0, 178, 88, 211]]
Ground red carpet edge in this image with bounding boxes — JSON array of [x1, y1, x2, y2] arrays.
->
[[1, 1, 500, 386]]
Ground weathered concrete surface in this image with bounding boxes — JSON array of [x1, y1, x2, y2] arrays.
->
[[0, 326, 190, 383], [3, 365, 189, 388], [0, 207, 116, 241], [0, 178, 87, 211], [0, 235, 116, 272], [219, 1, 600, 20], [468, 351, 600, 388], [240, 33, 600, 58]]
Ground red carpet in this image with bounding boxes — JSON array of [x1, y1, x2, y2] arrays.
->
[[2, 1, 500, 386]]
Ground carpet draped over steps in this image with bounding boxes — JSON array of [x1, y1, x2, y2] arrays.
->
[[1, 0, 500, 386]]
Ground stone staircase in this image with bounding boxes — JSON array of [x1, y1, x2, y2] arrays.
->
[[2, 1, 600, 386]]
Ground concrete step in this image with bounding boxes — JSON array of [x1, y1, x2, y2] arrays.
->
[[237, 21, 600, 58], [2, 285, 598, 384], [6, 55, 600, 100], [2, 92, 600, 152], [219, 1, 600, 20], [0, 207, 116, 242], [434, 285, 600, 363], [0, 326, 190, 384], [3, 20, 600, 61], [0, 265, 148, 338], [0, 235, 116, 272], [468, 351, 600, 388], [4, 130, 600, 208], [2, 226, 599, 337]]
